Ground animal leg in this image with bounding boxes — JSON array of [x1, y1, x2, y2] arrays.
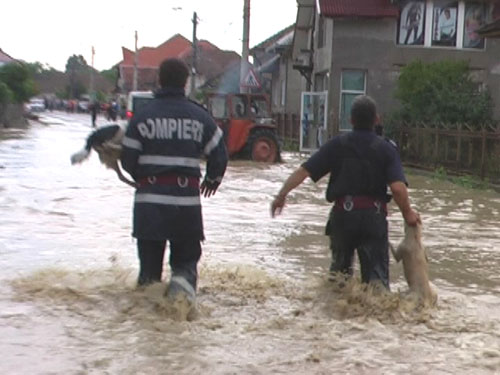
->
[[389, 242, 400, 262], [110, 160, 138, 188], [392, 243, 408, 263]]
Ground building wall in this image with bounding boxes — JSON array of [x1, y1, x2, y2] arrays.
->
[[314, 16, 333, 74], [273, 54, 303, 115], [323, 17, 500, 134]]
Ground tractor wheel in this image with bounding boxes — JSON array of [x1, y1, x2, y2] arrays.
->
[[244, 129, 280, 163]]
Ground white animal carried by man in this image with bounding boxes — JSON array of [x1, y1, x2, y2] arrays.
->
[[392, 222, 437, 305]]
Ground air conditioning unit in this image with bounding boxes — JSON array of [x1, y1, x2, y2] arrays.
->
[[293, 53, 311, 68]]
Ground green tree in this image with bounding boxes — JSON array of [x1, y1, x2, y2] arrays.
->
[[26, 61, 59, 75], [0, 81, 13, 104], [100, 67, 118, 84], [394, 59, 492, 126], [26, 61, 45, 75], [65, 80, 87, 99], [65, 54, 88, 99], [0, 63, 37, 103]]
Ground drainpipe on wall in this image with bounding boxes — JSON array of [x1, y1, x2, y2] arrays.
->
[[284, 55, 289, 115]]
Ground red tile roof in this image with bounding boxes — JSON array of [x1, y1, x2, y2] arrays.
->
[[0, 48, 15, 64], [319, 0, 399, 18], [118, 34, 240, 92], [120, 34, 192, 67], [183, 48, 240, 78], [178, 39, 219, 59]]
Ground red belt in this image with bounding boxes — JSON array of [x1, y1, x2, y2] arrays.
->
[[334, 196, 387, 213], [138, 175, 199, 188]]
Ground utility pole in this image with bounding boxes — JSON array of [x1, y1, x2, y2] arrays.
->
[[190, 11, 198, 99], [133, 30, 138, 91], [90, 46, 95, 101], [240, 0, 250, 94]]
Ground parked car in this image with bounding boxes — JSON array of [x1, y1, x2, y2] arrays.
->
[[26, 98, 46, 113], [77, 100, 89, 113]]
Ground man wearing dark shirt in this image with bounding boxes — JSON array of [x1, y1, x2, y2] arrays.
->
[[271, 95, 420, 289], [121, 58, 228, 303]]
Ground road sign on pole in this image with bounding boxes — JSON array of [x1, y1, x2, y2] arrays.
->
[[241, 68, 261, 88]]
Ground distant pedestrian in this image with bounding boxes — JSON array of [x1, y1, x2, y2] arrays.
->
[[90, 101, 98, 127], [109, 101, 118, 121]]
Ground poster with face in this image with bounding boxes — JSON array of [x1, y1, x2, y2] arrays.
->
[[398, 1, 426, 45], [432, 1, 458, 46], [463, 3, 486, 49]]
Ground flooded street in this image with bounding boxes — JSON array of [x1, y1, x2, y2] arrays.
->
[[2, 112, 500, 374]]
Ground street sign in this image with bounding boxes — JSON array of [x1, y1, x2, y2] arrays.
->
[[241, 68, 261, 88]]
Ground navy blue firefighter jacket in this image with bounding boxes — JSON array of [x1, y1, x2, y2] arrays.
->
[[121, 87, 228, 241]]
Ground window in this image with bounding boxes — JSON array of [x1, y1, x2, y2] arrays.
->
[[250, 97, 270, 118], [339, 70, 366, 131], [208, 96, 227, 119], [232, 96, 248, 118], [397, 0, 488, 50]]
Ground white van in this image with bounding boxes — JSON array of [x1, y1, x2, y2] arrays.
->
[[126, 91, 154, 120]]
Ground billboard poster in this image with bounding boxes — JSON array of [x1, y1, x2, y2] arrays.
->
[[463, 2, 486, 49], [398, 1, 426, 45], [432, 1, 458, 46]]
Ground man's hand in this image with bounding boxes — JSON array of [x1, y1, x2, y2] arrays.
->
[[200, 178, 220, 198], [270, 167, 310, 218], [389, 181, 421, 227], [271, 194, 286, 218], [403, 208, 421, 226]]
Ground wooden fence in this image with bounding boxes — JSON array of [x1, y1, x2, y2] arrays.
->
[[395, 122, 500, 183], [273, 113, 300, 149], [271, 116, 500, 183]]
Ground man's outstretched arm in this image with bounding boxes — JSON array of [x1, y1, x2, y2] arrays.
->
[[271, 166, 310, 218], [389, 181, 420, 226]]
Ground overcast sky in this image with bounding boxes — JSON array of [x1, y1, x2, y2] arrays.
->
[[2, 0, 298, 71]]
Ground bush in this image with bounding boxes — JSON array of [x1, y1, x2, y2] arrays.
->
[[393, 60, 492, 127]]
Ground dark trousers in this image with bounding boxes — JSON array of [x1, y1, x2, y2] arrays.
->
[[327, 208, 389, 289], [137, 238, 201, 289]]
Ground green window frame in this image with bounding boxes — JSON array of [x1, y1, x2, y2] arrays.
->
[[339, 70, 366, 131]]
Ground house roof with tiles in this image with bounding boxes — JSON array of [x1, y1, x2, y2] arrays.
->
[[318, 0, 399, 18], [119, 34, 238, 71], [0, 48, 15, 64]]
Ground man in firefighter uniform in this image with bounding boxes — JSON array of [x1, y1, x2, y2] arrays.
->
[[121, 58, 228, 302], [271, 95, 420, 289]]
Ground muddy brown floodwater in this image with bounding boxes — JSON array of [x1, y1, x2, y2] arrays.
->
[[1, 112, 500, 374]]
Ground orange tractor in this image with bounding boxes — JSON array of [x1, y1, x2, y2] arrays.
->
[[206, 93, 281, 163]]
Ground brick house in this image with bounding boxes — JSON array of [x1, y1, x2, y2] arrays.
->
[[117, 34, 240, 94], [292, 0, 500, 140]]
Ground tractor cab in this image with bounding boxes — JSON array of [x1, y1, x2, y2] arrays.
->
[[207, 93, 280, 162]]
